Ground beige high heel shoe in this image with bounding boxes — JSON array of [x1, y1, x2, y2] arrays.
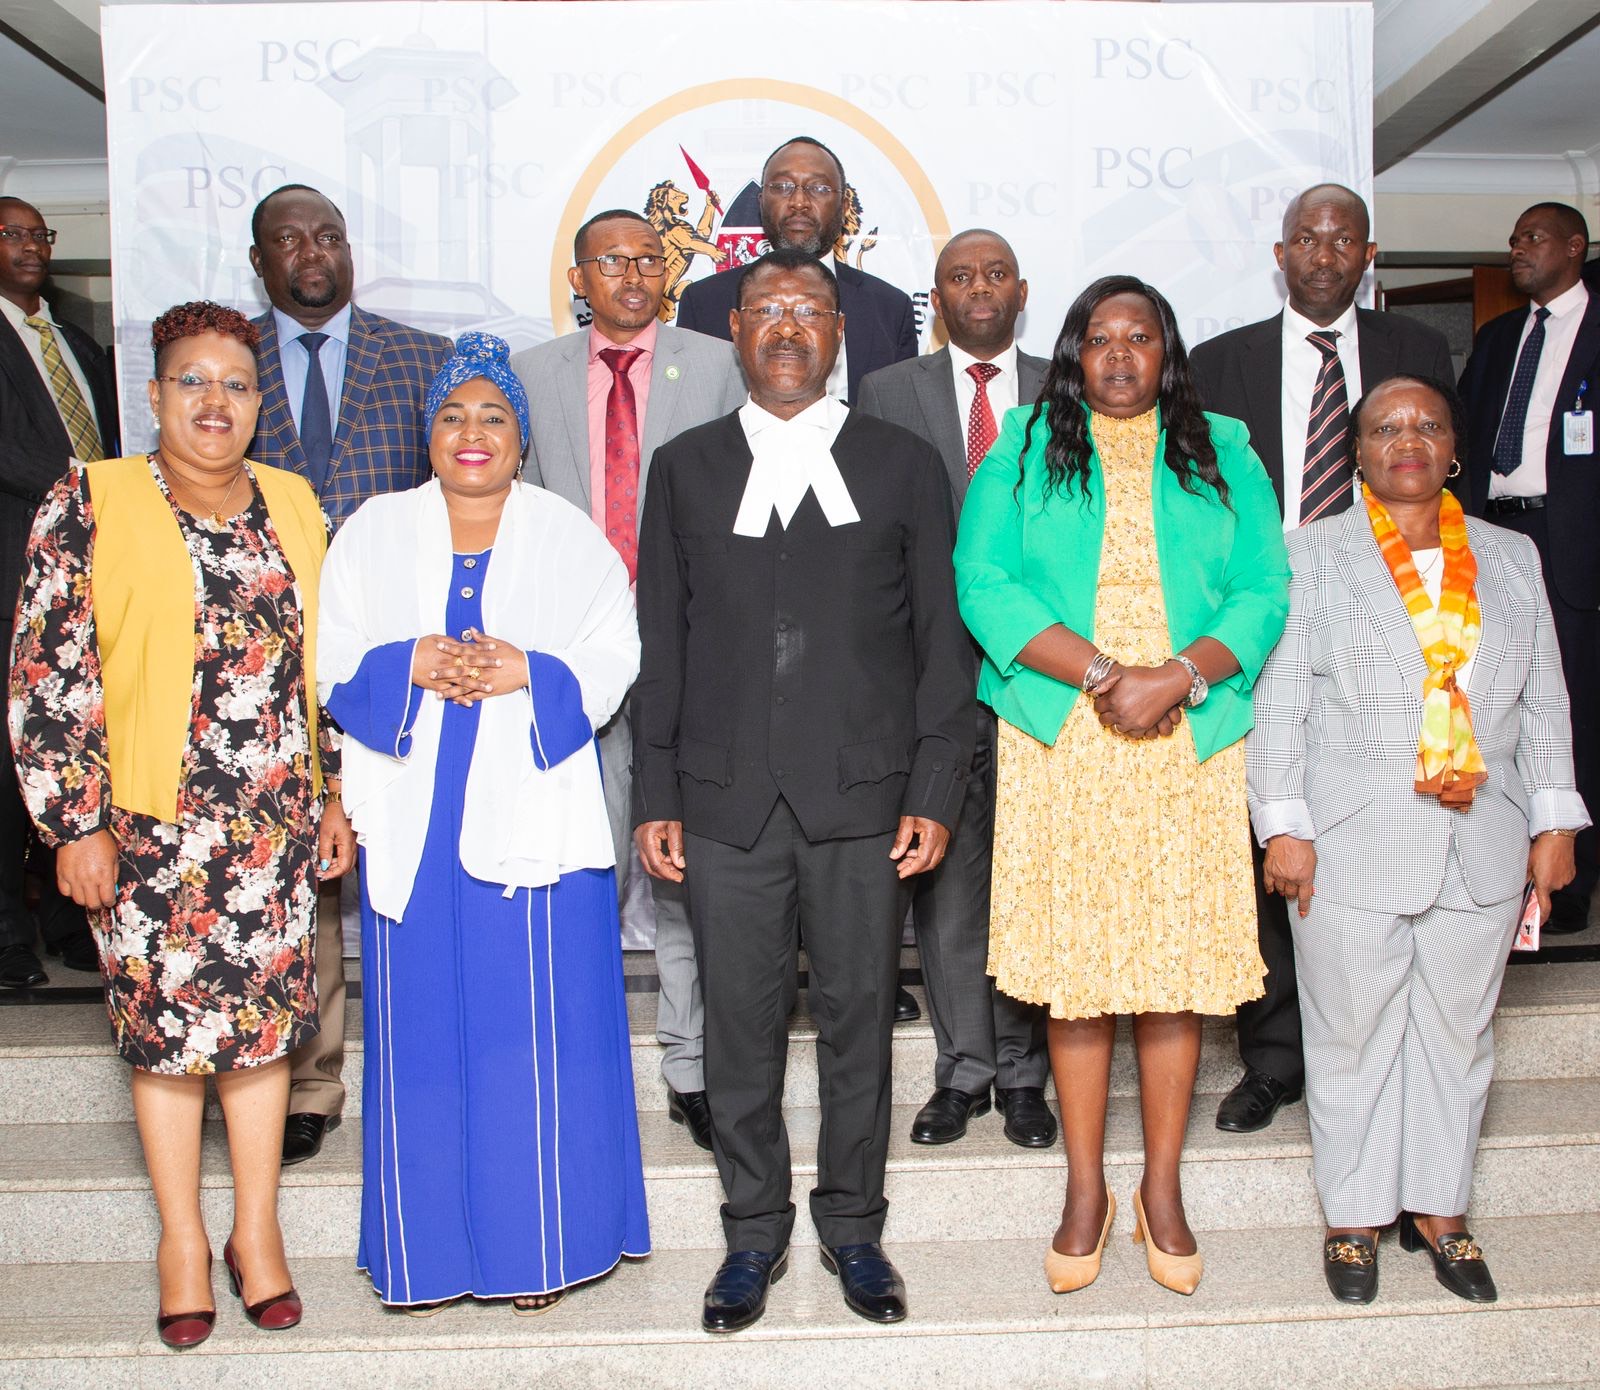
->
[[1044, 1189, 1116, 1293], [1131, 1188, 1203, 1295]]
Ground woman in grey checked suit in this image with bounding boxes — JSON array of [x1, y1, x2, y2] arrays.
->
[[1247, 376, 1587, 1306]]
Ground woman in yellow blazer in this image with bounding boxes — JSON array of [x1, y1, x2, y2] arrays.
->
[[9, 301, 354, 1347], [954, 275, 1288, 1297]]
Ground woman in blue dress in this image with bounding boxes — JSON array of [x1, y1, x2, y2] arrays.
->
[[317, 333, 648, 1313]]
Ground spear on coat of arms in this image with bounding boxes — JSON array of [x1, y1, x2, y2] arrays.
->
[[679, 145, 723, 214]]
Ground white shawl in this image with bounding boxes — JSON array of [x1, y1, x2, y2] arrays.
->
[[318, 480, 638, 920]]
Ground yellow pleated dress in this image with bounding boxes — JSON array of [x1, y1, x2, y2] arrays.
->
[[987, 408, 1266, 1020]]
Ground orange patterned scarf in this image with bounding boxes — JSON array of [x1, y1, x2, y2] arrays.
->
[[1363, 483, 1487, 808]]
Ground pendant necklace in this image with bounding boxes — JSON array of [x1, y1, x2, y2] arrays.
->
[[154, 452, 246, 527]]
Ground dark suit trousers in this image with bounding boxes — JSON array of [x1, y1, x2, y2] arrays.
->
[[911, 705, 1046, 1092], [0, 628, 86, 952], [1236, 840, 1303, 1088], [1489, 506, 1600, 900], [686, 798, 906, 1253]]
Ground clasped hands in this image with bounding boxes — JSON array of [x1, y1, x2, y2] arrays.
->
[[636, 815, 950, 884], [1090, 659, 1189, 739], [413, 629, 530, 706]]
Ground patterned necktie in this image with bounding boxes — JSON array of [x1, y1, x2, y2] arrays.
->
[[297, 331, 334, 494], [599, 346, 644, 582], [23, 315, 103, 462], [1300, 331, 1353, 524], [1491, 306, 1552, 476], [966, 361, 1002, 479]]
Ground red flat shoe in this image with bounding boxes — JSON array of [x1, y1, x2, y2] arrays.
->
[[223, 1239, 303, 1330]]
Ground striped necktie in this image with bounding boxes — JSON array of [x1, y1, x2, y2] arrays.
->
[[1300, 330, 1352, 524], [24, 315, 103, 462]]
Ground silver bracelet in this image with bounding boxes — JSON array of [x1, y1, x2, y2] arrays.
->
[[1082, 651, 1116, 694], [1170, 654, 1209, 709]]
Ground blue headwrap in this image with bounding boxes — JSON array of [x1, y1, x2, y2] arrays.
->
[[424, 331, 531, 453]]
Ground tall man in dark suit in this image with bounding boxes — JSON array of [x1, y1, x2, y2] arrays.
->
[[1459, 202, 1600, 933], [0, 196, 117, 990], [511, 209, 745, 1150], [633, 250, 972, 1332], [246, 184, 451, 1161], [677, 137, 918, 404], [1191, 183, 1454, 1133], [857, 229, 1054, 1149]]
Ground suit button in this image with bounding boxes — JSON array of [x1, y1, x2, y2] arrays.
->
[[778, 551, 790, 561], [777, 622, 789, 632], [775, 695, 786, 705], [933, 762, 944, 772], [775, 769, 786, 779]]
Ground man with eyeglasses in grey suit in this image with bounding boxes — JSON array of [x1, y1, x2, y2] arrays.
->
[[513, 209, 745, 1151]]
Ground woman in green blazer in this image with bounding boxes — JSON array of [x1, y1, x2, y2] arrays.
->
[[954, 275, 1288, 1298]]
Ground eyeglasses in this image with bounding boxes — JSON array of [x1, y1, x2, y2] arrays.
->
[[762, 180, 836, 200], [155, 373, 258, 397], [576, 254, 667, 278], [0, 225, 57, 246], [737, 304, 840, 324]]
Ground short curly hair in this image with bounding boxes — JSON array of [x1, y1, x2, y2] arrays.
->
[[150, 300, 261, 374]]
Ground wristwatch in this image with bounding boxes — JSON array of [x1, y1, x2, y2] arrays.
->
[[1171, 655, 1208, 709]]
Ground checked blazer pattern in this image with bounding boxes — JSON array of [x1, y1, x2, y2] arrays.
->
[[1246, 507, 1586, 916], [249, 305, 452, 527]]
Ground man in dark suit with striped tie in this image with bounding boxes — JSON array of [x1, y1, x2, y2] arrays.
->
[[1191, 183, 1453, 1134], [245, 184, 451, 1162]]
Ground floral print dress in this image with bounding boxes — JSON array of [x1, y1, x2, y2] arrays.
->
[[9, 460, 333, 1074]]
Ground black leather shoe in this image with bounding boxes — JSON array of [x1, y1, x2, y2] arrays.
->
[[995, 1086, 1058, 1148], [701, 1248, 788, 1333], [667, 1086, 714, 1152], [45, 932, 100, 974], [1398, 1212, 1497, 1302], [0, 944, 47, 990], [1215, 1067, 1302, 1132], [1323, 1234, 1378, 1304], [909, 1086, 990, 1144], [894, 986, 920, 1023], [820, 1242, 906, 1323], [281, 1112, 332, 1166]]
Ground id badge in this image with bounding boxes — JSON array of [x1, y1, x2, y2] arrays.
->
[[1565, 410, 1594, 455], [1513, 882, 1541, 952]]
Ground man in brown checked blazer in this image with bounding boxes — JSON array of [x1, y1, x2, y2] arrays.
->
[[246, 184, 451, 1163]]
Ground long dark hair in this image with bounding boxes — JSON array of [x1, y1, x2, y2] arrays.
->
[[1019, 275, 1227, 508]]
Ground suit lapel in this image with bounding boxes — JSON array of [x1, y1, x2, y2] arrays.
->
[[0, 316, 72, 456], [640, 332, 686, 521], [1355, 308, 1401, 393], [555, 335, 593, 513], [1557, 295, 1600, 422], [327, 306, 381, 484], [1463, 528, 1511, 709], [1334, 506, 1428, 691], [836, 263, 879, 401], [1241, 315, 1286, 498], [250, 312, 306, 474], [910, 349, 966, 495], [1016, 352, 1049, 407]]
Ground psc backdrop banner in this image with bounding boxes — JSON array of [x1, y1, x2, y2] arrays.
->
[[103, 0, 1372, 451]]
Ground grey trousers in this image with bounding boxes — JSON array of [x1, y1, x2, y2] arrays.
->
[[1292, 844, 1519, 1227], [686, 800, 906, 1253], [599, 701, 703, 1092], [910, 705, 1047, 1093], [287, 875, 347, 1117]]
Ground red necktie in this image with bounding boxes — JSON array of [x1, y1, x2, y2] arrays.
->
[[966, 361, 1001, 479], [599, 346, 644, 581]]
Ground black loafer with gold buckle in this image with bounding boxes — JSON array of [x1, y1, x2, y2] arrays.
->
[[1322, 1233, 1378, 1304], [1398, 1212, 1497, 1303]]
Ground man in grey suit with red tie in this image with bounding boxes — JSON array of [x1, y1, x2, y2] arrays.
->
[[512, 209, 746, 1150], [246, 183, 451, 1163], [1458, 201, 1600, 934], [857, 229, 1054, 1150], [1191, 183, 1453, 1134]]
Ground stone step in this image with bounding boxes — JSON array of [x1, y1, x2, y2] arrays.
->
[[1, 1076, 1594, 1263], [0, 1215, 1595, 1388], [2, 961, 1596, 1127]]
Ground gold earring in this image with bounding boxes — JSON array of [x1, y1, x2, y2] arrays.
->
[[1448, 458, 1462, 478]]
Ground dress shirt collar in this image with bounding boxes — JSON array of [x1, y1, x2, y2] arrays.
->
[[733, 393, 857, 534], [948, 340, 1018, 381], [0, 295, 55, 331], [273, 302, 352, 350], [587, 316, 658, 364], [1532, 279, 1589, 322], [1282, 299, 1358, 346]]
